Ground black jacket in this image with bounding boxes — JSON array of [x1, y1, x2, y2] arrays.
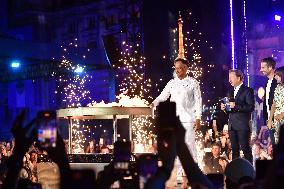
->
[[228, 84, 255, 131]]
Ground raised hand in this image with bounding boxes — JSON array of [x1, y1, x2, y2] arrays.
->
[[11, 110, 37, 156]]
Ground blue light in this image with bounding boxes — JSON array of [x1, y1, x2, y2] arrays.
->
[[230, 0, 236, 69], [11, 61, 20, 68], [275, 15, 281, 21], [74, 66, 84, 73]]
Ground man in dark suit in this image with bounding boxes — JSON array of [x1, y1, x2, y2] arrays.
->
[[225, 69, 255, 163], [260, 57, 277, 144]]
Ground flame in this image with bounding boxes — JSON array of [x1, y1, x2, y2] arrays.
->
[[87, 93, 149, 107], [116, 93, 149, 107]]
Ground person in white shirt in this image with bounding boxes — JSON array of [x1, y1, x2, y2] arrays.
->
[[152, 58, 202, 161], [151, 58, 202, 188], [260, 57, 277, 145]]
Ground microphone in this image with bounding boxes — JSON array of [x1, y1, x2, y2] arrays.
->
[[220, 97, 232, 112]]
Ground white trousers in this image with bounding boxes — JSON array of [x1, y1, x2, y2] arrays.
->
[[166, 122, 197, 187], [182, 122, 197, 161]]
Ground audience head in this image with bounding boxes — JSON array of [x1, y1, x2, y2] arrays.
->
[[0, 145, 7, 156], [275, 66, 284, 84], [29, 150, 38, 162], [220, 101, 226, 111], [89, 140, 95, 147], [100, 146, 110, 154], [211, 142, 221, 157], [225, 158, 255, 189], [253, 142, 261, 156]]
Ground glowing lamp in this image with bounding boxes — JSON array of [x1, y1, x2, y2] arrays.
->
[[257, 87, 265, 100], [275, 15, 281, 21], [11, 61, 20, 68], [74, 66, 84, 73]]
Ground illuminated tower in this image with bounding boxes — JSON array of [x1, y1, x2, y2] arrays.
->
[[177, 12, 185, 59]]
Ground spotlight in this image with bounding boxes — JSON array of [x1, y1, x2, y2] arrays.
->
[[74, 66, 84, 73], [10, 61, 20, 68], [275, 15, 281, 21]]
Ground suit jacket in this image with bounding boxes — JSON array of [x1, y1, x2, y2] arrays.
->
[[263, 78, 277, 124], [228, 84, 255, 131]]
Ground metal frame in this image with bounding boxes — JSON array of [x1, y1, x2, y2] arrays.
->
[[57, 106, 152, 153]]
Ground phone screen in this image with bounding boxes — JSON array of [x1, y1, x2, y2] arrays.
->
[[138, 154, 158, 189], [37, 111, 57, 148]]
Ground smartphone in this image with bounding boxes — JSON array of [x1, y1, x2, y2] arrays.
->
[[113, 141, 132, 176], [37, 111, 57, 148], [156, 101, 177, 130], [138, 154, 158, 189]]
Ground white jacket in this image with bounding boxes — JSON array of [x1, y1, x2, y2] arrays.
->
[[153, 76, 202, 123]]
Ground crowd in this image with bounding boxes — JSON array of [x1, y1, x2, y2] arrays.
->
[[0, 112, 282, 189], [70, 140, 111, 154]]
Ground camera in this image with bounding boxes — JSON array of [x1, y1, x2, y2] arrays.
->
[[37, 111, 57, 148]]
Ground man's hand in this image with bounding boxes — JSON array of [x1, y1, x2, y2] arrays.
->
[[220, 136, 227, 147], [229, 102, 235, 109], [11, 110, 37, 155], [219, 159, 227, 170], [150, 101, 158, 109], [194, 119, 201, 131]]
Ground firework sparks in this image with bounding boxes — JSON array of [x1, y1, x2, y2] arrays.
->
[[116, 42, 153, 101], [132, 116, 156, 153], [113, 41, 157, 152], [54, 39, 94, 152]]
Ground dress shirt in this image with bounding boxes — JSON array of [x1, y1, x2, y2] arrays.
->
[[234, 83, 243, 98], [266, 78, 273, 119]]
